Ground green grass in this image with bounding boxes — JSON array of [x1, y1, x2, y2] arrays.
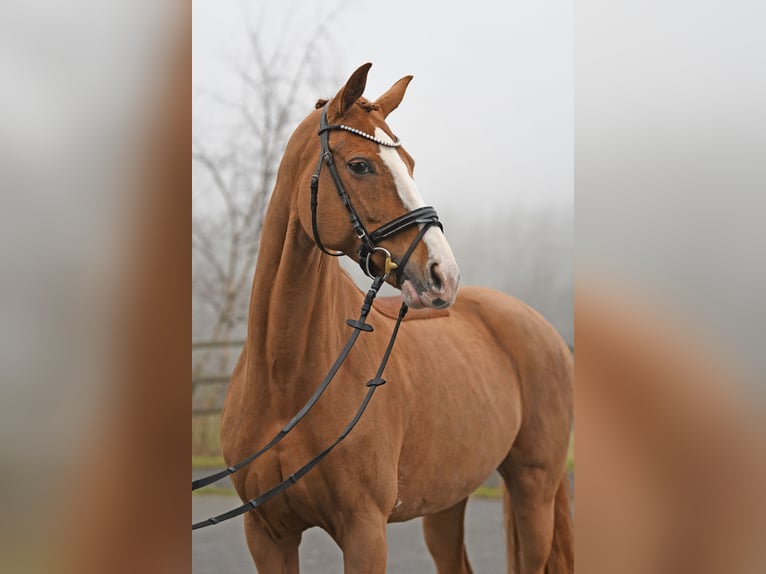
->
[[192, 485, 237, 496], [192, 482, 506, 499], [471, 484, 504, 499], [192, 455, 225, 468]]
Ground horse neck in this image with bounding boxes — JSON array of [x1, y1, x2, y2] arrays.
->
[[245, 182, 359, 401]]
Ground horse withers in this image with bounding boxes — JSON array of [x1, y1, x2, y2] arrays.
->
[[220, 63, 573, 574]]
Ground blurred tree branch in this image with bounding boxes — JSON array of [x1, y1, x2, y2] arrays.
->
[[192, 6, 342, 377]]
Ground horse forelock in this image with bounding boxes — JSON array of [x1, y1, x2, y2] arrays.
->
[[314, 97, 379, 112], [357, 98, 379, 112]]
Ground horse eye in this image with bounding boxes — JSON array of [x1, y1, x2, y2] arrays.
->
[[348, 160, 372, 175]]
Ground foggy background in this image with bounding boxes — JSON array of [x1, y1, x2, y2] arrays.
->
[[192, 0, 573, 363], [0, 1, 763, 572]]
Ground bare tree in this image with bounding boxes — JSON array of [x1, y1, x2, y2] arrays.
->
[[192, 8, 342, 377]]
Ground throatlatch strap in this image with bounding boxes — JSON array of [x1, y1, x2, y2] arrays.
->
[[310, 152, 343, 258]]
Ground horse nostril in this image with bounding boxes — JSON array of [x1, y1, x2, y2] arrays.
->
[[430, 262, 443, 292]]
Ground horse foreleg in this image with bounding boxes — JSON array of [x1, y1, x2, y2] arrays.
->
[[335, 512, 388, 574], [422, 497, 474, 574], [243, 512, 301, 574]]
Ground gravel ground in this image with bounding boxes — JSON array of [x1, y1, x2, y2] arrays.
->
[[192, 494, 506, 574]]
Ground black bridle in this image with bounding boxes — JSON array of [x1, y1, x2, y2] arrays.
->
[[192, 106, 443, 530], [311, 106, 442, 281]]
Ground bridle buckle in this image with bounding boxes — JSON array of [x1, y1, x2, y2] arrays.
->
[[365, 246, 396, 279]]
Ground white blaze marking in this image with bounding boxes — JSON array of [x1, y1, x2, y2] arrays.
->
[[375, 128, 459, 281]]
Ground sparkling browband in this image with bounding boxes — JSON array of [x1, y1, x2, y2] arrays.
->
[[337, 124, 401, 148]]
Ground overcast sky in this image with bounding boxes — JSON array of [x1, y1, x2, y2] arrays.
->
[[193, 0, 573, 218]]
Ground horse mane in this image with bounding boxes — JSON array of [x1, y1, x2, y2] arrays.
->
[[314, 97, 379, 112]]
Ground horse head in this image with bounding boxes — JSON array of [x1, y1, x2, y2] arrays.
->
[[295, 63, 460, 309]]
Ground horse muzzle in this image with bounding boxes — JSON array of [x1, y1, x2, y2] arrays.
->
[[400, 256, 460, 310]]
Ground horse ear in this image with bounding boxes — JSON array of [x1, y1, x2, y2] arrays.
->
[[374, 75, 413, 118], [331, 62, 372, 119]]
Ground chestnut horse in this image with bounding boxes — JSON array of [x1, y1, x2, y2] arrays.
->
[[220, 63, 573, 573]]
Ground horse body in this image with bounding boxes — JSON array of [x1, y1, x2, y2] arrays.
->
[[221, 63, 572, 573]]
